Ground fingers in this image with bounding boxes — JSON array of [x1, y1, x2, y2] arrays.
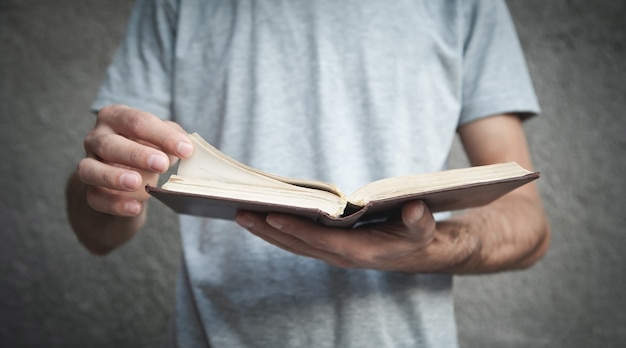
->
[[77, 156, 155, 215], [236, 211, 354, 267], [86, 185, 143, 217], [77, 157, 143, 192], [236, 201, 438, 271], [84, 132, 172, 173], [77, 104, 192, 217], [94, 105, 193, 160], [82, 105, 192, 187], [237, 211, 398, 269]]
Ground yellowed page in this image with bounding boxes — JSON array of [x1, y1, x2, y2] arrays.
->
[[177, 133, 347, 197], [348, 162, 533, 205]]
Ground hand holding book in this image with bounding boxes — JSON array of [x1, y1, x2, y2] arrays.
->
[[234, 199, 440, 272]]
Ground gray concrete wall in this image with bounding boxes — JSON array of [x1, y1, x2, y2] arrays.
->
[[1, 0, 624, 347]]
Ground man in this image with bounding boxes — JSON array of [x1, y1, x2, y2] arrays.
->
[[66, 0, 550, 346]]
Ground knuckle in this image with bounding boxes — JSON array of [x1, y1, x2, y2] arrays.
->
[[98, 104, 117, 115], [98, 104, 153, 138], [128, 148, 143, 165], [346, 249, 376, 266], [125, 112, 146, 134], [95, 105, 118, 126], [75, 158, 90, 179], [89, 133, 115, 160], [309, 236, 330, 250], [85, 186, 105, 212], [76, 158, 118, 188], [100, 169, 118, 188], [83, 129, 98, 153]]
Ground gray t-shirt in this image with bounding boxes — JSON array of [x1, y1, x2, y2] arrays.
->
[[93, 1, 539, 347]]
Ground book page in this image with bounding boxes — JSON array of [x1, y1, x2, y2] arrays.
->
[[178, 134, 346, 198], [177, 134, 292, 189], [347, 162, 533, 205]]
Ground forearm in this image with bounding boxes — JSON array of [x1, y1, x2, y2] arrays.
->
[[422, 191, 550, 274], [433, 114, 551, 273], [65, 172, 146, 255]]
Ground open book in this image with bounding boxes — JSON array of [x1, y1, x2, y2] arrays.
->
[[147, 133, 540, 227]]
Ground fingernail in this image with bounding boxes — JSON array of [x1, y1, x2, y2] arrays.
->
[[414, 201, 425, 220], [405, 201, 425, 225], [236, 214, 254, 228], [124, 201, 141, 216], [120, 173, 140, 190], [266, 215, 283, 230], [148, 154, 168, 171], [177, 141, 193, 158]]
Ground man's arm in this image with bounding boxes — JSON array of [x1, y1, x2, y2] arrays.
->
[[66, 105, 193, 255], [443, 114, 550, 272], [235, 114, 550, 273]]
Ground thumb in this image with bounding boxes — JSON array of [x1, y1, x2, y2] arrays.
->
[[401, 201, 436, 244]]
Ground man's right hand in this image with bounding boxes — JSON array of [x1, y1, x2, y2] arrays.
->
[[66, 105, 193, 254]]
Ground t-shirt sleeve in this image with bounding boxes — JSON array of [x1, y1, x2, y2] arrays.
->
[[91, 0, 177, 120], [459, 0, 540, 126]]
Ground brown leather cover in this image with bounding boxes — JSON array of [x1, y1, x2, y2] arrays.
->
[[147, 172, 539, 227]]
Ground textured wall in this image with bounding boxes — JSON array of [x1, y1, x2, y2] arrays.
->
[[0, 2, 180, 347], [1, 1, 624, 347]]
